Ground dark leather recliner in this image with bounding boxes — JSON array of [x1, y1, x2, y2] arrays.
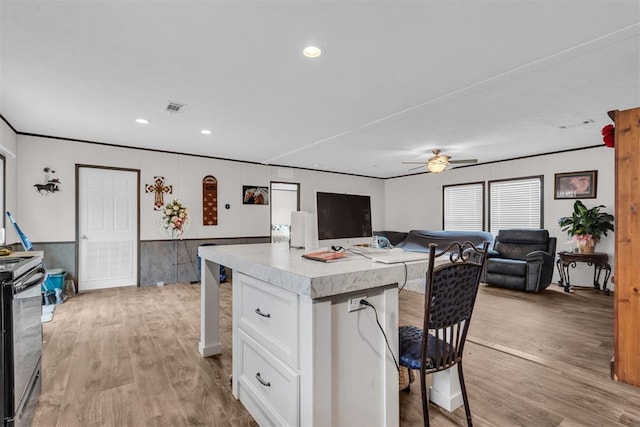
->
[[485, 229, 556, 293]]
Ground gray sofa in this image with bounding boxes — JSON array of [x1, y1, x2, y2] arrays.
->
[[374, 229, 556, 293], [374, 230, 494, 253], [373, 229, 556, 292]]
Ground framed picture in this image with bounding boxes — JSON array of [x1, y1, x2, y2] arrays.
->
[[243, 186, 269, 205], [554, 170, 598, 199]]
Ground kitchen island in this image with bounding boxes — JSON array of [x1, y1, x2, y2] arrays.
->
[[197, 243, 459, 426]]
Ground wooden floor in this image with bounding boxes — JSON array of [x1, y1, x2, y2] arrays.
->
[[33, 282, 640, 427]]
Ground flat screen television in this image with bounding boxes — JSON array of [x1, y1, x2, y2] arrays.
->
[[315, 191, 373, 248]]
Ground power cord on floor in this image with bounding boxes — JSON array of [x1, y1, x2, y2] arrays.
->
[[359, 299, 400, 372]]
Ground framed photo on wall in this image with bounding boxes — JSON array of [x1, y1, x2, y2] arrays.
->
[[242, 186, 269, 205], [554, 170, 598, 199]]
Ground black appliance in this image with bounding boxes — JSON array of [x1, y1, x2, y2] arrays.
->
[[0, 255, 45, 427]]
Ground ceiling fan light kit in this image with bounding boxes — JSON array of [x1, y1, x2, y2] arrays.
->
[[402, 149, 478, 173], [427, 158, 448, 173]]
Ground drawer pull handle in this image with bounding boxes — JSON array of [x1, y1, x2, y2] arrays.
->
[[255, 308, 271, 318], [256, 372, 271, 387]]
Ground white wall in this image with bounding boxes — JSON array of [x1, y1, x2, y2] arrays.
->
[[8, 128, 616, 288], [385, 146, 616, 286], [14, 135, 385, 242]]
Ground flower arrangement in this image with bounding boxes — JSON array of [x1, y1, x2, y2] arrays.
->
[[160, 199, 190, 239]]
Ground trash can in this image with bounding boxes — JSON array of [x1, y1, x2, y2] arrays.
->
[[197, 244, 227, 283], [43, 269, 67, 304]]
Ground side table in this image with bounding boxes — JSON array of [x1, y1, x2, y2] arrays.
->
[[556, 251, 611, 295]]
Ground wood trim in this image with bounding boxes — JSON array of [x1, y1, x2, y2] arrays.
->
[[16, 131, 383, 180], [386, 145, 604, 179], [0, 113, 19, 134], [3, 114, 605, 181], [614, 106, 640, 386]]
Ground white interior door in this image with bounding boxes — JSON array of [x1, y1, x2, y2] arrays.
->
[[78, 167, 138, 291]]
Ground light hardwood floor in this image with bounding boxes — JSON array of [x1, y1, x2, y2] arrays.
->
[[33, 282, 640, 426]]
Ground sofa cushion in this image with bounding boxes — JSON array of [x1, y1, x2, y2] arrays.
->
[[487, 258, 527, 276], [398, 325, 451, 371], [395, 230, 494, 253], [495, 229, 549, 244], [494, 229, 551, 260]]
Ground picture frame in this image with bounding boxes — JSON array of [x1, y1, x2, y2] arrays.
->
[[554, 170, 597, 199], [242, 185, 269, 205]]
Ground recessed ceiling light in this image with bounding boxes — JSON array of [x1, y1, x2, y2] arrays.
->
[[303, 46, 323, 58], [135, 118, 150, 124], [201, 129, 212, 135]]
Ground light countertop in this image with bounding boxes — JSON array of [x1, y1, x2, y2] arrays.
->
[[198, 243, 428, 299]]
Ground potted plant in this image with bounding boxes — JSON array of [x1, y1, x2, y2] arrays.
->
[[558, 200, 614, 253]]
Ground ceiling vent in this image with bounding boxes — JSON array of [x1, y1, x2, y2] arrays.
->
[[164, 101, 187, 114]]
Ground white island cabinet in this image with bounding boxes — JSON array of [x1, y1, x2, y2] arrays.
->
[[198, 243, 433, 426]]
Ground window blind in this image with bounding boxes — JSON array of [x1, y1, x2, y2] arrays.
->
[[443, 183, 484, 231], [489, 177, 542, 235]]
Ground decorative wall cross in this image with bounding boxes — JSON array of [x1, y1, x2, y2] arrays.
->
[[202, 175, 218, 225], [145, 176, 173, 210]]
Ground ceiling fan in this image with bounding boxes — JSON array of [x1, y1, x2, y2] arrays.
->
[[403, 149, 478, 173]]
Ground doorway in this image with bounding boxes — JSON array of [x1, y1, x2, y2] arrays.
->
[[77, 166, 140, 291], [270, 182, 299, 244]]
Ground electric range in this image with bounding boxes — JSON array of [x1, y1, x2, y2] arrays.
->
[[1, 253, 45, 427]]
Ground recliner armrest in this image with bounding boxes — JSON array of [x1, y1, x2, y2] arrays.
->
[[524, 250, 555, 292], [525, 250, 553, 263], [486, 249, 502, 259]]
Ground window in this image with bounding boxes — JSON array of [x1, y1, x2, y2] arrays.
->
[[489, 176, 543, 235], [443, 182, 484, 231]]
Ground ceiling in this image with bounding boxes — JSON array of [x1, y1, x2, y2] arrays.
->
[[1, 1, 639, 179]]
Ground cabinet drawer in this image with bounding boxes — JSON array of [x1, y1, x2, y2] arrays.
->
[[236, 273, 299, 367], [237, 329, 299, 427]]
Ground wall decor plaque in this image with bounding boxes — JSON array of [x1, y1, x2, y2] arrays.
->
[[203, 175, 218, 225]]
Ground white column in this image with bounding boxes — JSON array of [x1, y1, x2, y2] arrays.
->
[[199, 257, 222, 357], [429, 366, 463, 411], [382, 286, 400, 426]]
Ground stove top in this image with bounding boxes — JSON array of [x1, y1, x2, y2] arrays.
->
[[0, 255, 43, 282]]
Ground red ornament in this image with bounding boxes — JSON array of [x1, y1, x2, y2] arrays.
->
[[601, 124, 615, 148]]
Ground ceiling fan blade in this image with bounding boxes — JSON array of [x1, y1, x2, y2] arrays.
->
[[402, 161, 428, 165], [449, 158, 478, 164], [407, 165, 426, 171]]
